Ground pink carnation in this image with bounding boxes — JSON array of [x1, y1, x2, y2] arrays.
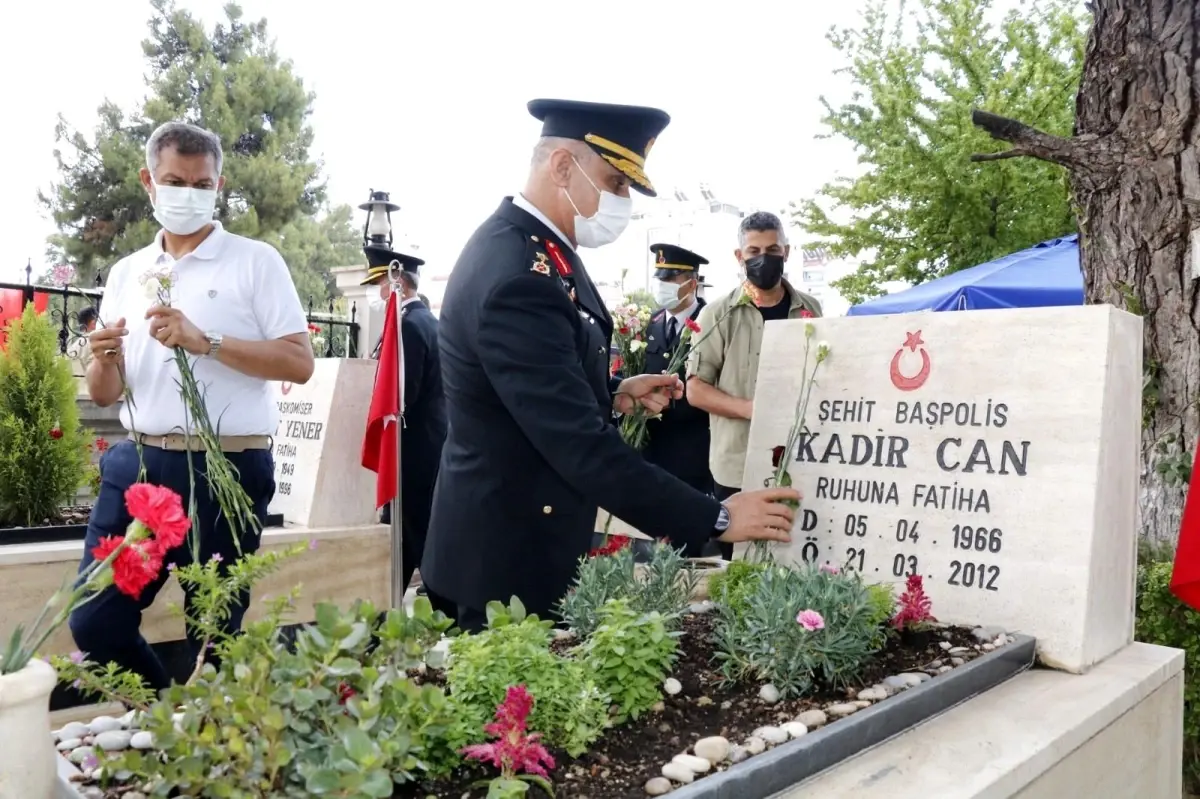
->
[[796, 609, 825, 631]]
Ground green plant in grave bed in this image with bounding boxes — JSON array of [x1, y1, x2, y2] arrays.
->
[[1135, 560, 1200, 792], [576, 598, 681, 723], [712, 563, 881, 699], [0, 305, 89, 527], [86, 589, 458, 797], [447, 597, 609, 757], [708, 559, 771, 620], [557, 541, 696, 638]]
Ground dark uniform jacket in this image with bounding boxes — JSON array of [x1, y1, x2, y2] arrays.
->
[[422, 198, 722, 618], [639, 301, 713, 497], [374, 299, 447, 587]]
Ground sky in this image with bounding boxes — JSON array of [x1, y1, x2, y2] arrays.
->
[[0, 0, 871, 286]]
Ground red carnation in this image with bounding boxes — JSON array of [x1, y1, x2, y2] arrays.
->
[[588, 535, 631, 558], [610, 356, 623, 376], [49, 427, 63, 440], [337, 681, 357, 705], [124, 483, 191, 551], [799, 309, 815, 318], [619, 326, 629, 335], [95, 437, 109, 453], [92, 535, 163, 600], [685, 318, 701, 334], [307, 323, 321, 334], [771, 445, 787, 468]]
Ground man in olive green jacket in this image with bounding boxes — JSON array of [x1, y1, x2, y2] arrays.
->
[[686, 211, 821, 557]]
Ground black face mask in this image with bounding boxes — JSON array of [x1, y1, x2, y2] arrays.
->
[[744, 254, 785, 289]]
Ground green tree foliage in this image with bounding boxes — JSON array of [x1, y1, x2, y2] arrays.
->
[[39, 0, 360, 300], [793, 0, 1087, 304], [0, 306, 89, 527]]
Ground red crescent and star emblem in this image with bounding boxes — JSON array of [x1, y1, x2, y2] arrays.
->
[[281, 382, 293, 395], [889, 330, 931, 391]]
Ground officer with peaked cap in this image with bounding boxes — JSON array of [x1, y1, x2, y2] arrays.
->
[[361, 245, 448, 601], [639, 244, 714, 525], [423, 99, 799, 631]]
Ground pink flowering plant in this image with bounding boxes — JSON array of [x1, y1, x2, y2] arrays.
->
[[462, 684, 556, 799], [712, 557, 881, 698], [892, 574, 936, 631]]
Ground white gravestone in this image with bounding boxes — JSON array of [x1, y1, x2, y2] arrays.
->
[[269, 358, 379, 528], [744, 305, 1141, 673]]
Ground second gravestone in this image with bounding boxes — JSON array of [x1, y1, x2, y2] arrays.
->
[[269, 358, 379, 529], [744, 305, 1141, 673]]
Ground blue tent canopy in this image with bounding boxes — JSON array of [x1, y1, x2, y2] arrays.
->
[[847, 235, 1083, 316]]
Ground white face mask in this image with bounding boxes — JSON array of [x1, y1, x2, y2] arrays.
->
[[655, 279, 693, 310], [563, 157, 633, 248], [152, 182, 218, 235]]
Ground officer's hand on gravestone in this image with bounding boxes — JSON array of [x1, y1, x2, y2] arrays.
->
[[718, 487, 800, 544], [614, 373, 685, 416]]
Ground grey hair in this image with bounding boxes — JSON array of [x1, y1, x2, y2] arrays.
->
[[531, 136, 592, 168], [738, 210, 789, 248], [145, 121, 224, 175]]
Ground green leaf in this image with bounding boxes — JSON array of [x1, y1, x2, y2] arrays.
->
[[305, 768, 342, 794], [341, 726, 377, 765], [340, 622, 369, 650], [326, 657, 362, 677], [360, 769, 395, 798]]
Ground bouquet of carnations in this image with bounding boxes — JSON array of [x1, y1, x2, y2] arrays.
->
[[608, 300, 652, 379]]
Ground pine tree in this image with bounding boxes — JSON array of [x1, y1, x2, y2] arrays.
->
[[39, 0, 360, 299], [0, 306, 89, 528]]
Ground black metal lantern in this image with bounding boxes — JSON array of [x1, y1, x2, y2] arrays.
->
[[359, 189, 401, 251]]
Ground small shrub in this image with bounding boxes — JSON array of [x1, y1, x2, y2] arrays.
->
[[447, 597, 609, 757], [708, 559, 770, 619], [712, 563, 882, 698], [865, 583, 895, 628], [61, 571, 460, 796], [577, 598, 681, 722], [1136, 560, 1200, 792], [558, 541, 696, 638], [0, 305, 89, 526]]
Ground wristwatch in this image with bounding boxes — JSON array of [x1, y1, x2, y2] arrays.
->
[[713, 503, 731, 536], [204, 331, 223, 357]]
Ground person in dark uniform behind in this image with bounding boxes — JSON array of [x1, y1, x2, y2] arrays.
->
[[423, 99, 800, 632], [361, 248, 449, 602], [639, 243, 714, 505]]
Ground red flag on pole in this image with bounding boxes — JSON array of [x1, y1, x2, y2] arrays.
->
[[1169, 441, 1200, 609], [362, 293, 403, 509]]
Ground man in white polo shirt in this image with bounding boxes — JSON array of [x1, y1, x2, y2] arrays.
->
[[69, 121, 314, 691]]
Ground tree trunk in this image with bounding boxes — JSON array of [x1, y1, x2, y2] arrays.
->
[[971, 0, 1200, 545]]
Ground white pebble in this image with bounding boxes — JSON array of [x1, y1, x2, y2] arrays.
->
[[948, 646, 970, 655], [68, 746, 96, 764], [754, 725, 789, 745], [796, 709, 827, 728], [57, 737, 82, 751], [88, 715, 122, 734], [693, 736, 730, 764], [993, 635, 1007, 647], [938, 641, 952, 650], [57, 722, 90, 740], [938, 665, 953, 674], [663, 677, 683, 696], [743, 736, 766, 755], [644, 777, 673, 796], [951, 657, 965, 667], [130, 730, 156, 749], [857, 687, 887, 702], [825, 702, 859, 718], [982, 643, 995, 652], [651, 700, 666, 713], [95, 730, 132, 751], [758, 683, 781, 704], [728, 745, 750, 764], [782, 721, 808, 739], [671, 754, 711, 774], [661, 762, 695, 784]]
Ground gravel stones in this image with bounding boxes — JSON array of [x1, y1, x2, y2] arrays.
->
[[88, 716, 123, 734], [57, 737, 83, 751], [753, 725, 789, 745], [663, 677, 683, 696], [796, 709, 828, 728], [58, 721, 90, 740], [130, 731, 156, 750], [68, 746, 96, 764], [728, 744, 750, 764], [95, 730, 132, 752], [671, 754, 711, 773], [758, 683, 782, 704], [857, 686, 888, 701], [645, 776, 673, 795], [781, 721, 808, 739], [972, 625, 1006, 642], [825, 703, 860, 718], [693, 736, 730, 764], [660, 761, 695, 783], [743, 736, 766, 755]]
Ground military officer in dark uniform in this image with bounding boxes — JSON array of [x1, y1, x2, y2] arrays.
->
[[640, 243, 714, 507], [361, 248, 448, 598], [423, 99, 800, 632]]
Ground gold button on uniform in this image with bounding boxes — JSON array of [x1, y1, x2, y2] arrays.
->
[[543, 505, 552, 514]]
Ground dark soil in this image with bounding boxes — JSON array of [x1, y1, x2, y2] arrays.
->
[[394, 614, 978, 799], [0, 504, 90, 530]]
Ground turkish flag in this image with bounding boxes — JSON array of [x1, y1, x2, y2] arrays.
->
[[361, 293, 403, 509], [1170, 441, 1200, 609]]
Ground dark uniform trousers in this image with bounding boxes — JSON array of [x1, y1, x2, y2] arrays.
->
[[639, 304, 716, 556], [68, 439, 274, 691], [374, 300, 454, 617], [422, 199, 723, 633]]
